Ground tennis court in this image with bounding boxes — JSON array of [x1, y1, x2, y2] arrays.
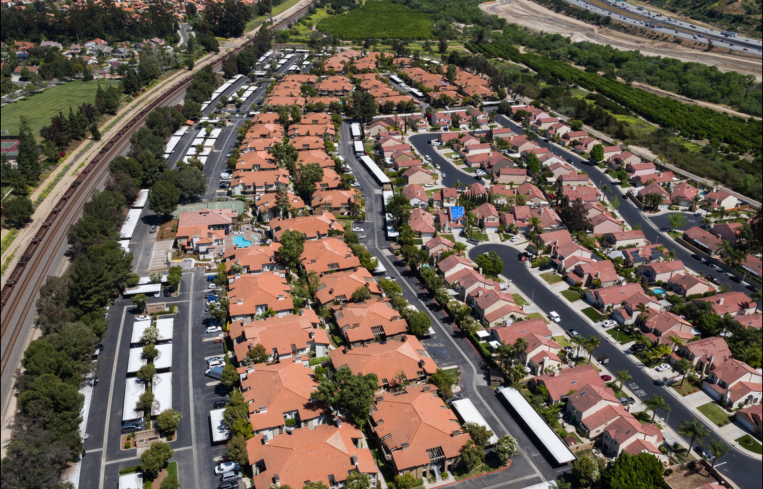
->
[[170, 200, 246, 219]]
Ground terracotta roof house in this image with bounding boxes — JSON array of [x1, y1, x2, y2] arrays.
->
[[311, 189, 360, 215], [530, 365, 605, 404], [609, 151, 640, 169], [560, 185, 601, 204], [495, 167, 529, 185], [246, 421, 378, 488], [426, 236, 454, 258], [445, 268, 497, 301], [605, 230, 648, 249], [437, 255, 475, 279], [474, 203, 500, 231], [231, 169, 290, 195], [638, 260, 685, 283], [702, 359, 762, 409], [710, 222, 742, 243], [329, 336, 437, 392], [409, 208, 436, 237], [175, 208, 237, 257], [683, 226, 723, 257], [291, 136, 325, 151], [617, 244, 666, 268], [316, 75, 353, 96], [565, 384, 624, 437], [490, 318, 560, 374], [288, 123, 336, 140], [550, 241, 595, 273], [515, 183, 547, 205], [670, 182, 698, 208], [369, 385, 470, 479], [637, 182, 670, 202], [228, 273, 294, 321], [741, 254, 762, 279], [626, 162, 657, 178], [704, 190, 738, 210], [298, 149, 335, 168], [640, 311, 695, 347], [585, 283, 646, 310], [270, 213, 344, 241], [404, 167, 435, 186], [255, 191, 305, 222], [693, 292, 755, 317], [589, 213, 624, 236], [334, 299, 409, 348], [667, 273, 714, 298], [734, 313, 762, 330], [241, 361, 326, 435], [558, 173, 593, 187], [565, 260, 619, 288], [676, 337, 731, 372], [223, 243, 283, 276], [600, 414, 664, 459], [402, 184, 429, 208], [735, 404, 762, 437], [465, 182, 488, 199], [300, 238, 361, 276], [316, 268, 382, 305], [471, 288, 526, 328], [236, 152, 277, 171]]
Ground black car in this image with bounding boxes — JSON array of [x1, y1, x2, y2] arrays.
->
[[728, 275, 742, 283], [121, 419, 144, 434], [691, 254, 703, 261], [705, 275, 720, 285], [467, 238, 479, 245], [213, 399, 228, 409], [218, 481, 238, 489], [163, 288, 171, 297]]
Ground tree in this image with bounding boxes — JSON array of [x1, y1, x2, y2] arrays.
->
[[140, 441, 173, 479], [570, 120, 584, 131], [156, 408, 182, 435], [526, 151, 541, 175], [90, 123, 101, 141], [132, 294, 148, 313], [669, 213, 687, 230], [460, 440, 485, 471], [348, 90, 377, 124], [644, 394, 670, 422], [223, 391, 252, 438], [168, 265, 182, 292], [394, 474, 418, 489], [677, 419, 711, 462], [176, 167, 207, 199], [143, 344, 159, 361], [604, 452, 664, 489], [226, 434, 249, 467], [137, 390, 155, 412], [616, 370, 632, 391], [573, 455, 602, 488], [585, 335, 601, 364], [161, 476, 180, 489], [17, 116, 41, 185], [246, 343, 270, 365], [295, 163, 324, 201], [278, 230, 305, 269], [141, 326, 159, 344], [351, 286, 372, 302], [137, 363, 156, 382], [407, 311, 431, 336], [463, 422, 494, 448], [438, 36, 448, 54], [589, 144, 604, 162], [220, 363, 239, 390], [560, 199, 591, 232], [495, 435, 518, 466], [475, 251, 504, 278], [310, 366, 377, 430], [304, 481, 328, 489], [2, 196, 34, 226], [345, 472, 371, 489], [431, 369, 455, 399], [706, 437, 731, 469], [148, 180, 180, 217]]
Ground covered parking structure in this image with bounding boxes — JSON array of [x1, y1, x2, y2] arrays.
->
[[451, 398, 499, 446], [497, 387, 575, 465]]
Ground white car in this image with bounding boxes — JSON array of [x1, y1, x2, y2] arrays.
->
[[510, 236, 520, 243], [549, 311, 561, 323], [209, 283, 218, 290], [357, 234, 367, 239], [352, 227, 364, 232], [205, 326, 222, 334], [207, 359, 225, 368], [351, 182, 361, 188], [602, 319, 617, 328], [215, 462, 240, 475], [655, 363, 671, 372], [207, 356, 226, 364], [136, 315, 150, 321], [425, 183, 434, 188], [424, 155, 432, 161]]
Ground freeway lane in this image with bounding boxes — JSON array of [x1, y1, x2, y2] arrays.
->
[[408, 119, 750, 296], [467, 245, 759, 489]]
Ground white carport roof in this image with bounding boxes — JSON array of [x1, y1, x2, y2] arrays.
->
[[153, 343, 173, 370], [122, 377, 145, 422], [127, 348, 147, 374], [451, 398, 499, 446], [151, 372, 173, 416]]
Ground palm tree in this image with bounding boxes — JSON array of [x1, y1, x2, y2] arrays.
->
[[707, 438, 732, 470], [667, 248, 677, 260], [453, 242, 467, 257], [571, 335, 584, 359], [644, 394, 670, 422], [691, 195, 701, 213], [513, 337, 529, 361], [751, 287, 763, 314], [496, 343, 513, 370], [585, 335, 601, 364], [674, 358, 694, 388], [668, 334, 685, 353], [616, 370, 632, 392], [454, 180, 464, 193], [600, 184, 610, 196], [652, 344, 672, 363], [548, 479, 572, 489], [677, 419, 711, 462], [528, 216, 542, 234]]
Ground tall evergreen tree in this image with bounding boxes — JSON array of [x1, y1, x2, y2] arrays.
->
[[17, 116, 40, 184]]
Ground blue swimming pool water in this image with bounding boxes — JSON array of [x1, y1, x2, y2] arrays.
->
[[233, 236, 252, 248], [653, 288, 666, 294]]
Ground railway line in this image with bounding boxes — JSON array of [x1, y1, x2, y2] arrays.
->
[[0, 7, 314, 378]]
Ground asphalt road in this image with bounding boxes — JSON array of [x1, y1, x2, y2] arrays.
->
[[467, 245, 759, 489], [341, 122, 567, 485]]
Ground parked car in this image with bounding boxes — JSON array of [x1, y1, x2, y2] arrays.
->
[[213, 399, 228, 409], [218, 480, 238, 489], [655, 363, 671, 372], [121, 419, 144, 433], [655, 377, 679, 386], [619, 396, 636, 406], [510, 236, 520, 243], [691, 254, 704, 262], [163, 288, 171, 297], [729, 274, 742, 283], [205, 326, 222, 334], [567, 329, 580, 338], [215, 461, 240, 475], [220, 470, 241, 482], [602, 319, 617, 328], [207, 275, 216, 281], [352, 227, 364, 232], [467, 238, 480, 245], [549, 311, 561, 323], [209, 283, 219, 290], [136, 315, 149, 321], [358, 234, 367, 239], [150, 226, 157, 233], [600, 375, 612, 381], [695, 445, 715, 461], [207, 359, 225, 368], [207, 356, 226, 364], [425, 183, 434, 188]]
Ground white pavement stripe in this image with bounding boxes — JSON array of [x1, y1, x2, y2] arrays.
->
[[98, 306, 128, 488]]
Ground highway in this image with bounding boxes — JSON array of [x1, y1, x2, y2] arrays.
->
[[561, 0, 762, 54]]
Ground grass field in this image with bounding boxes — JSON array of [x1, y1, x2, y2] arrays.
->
[[561, 289, 582, 302], [540, 271, 562, 284], [291, 7, 332, 37], [512, 294, 528, 306], [606, 327, 635, 344], [1, 79, 119, 140], [671, 378, 700, 396], [736, 435, 762, 455], [245, 0, 303, 32], [581, 307, 603, 322], [697, 402, 733, 427], [318, 2, 434, 40], [439, 234, 455, 243]]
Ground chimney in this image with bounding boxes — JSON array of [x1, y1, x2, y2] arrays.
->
[[329, 289, 334, 295], [335, 417, 342, 427], [718, 297, 724, 305], [419, 360, 425, 368], [310, 330, 315, 339], [263, 434, 269, 445], [477, 289, 484, 297], [479, 268, 482, 276], [352, 454, 359, 466]]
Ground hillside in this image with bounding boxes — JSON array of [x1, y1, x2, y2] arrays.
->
[[638, 0, 762, 39]]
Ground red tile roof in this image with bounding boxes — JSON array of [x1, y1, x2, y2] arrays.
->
[[535, 365, 605, 402]]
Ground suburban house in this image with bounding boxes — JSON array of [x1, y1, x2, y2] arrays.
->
[[470, 288, 526, 328], [430, 187, 458, 208], [735, 405, 762, 437], [589, 213, 624, 236], [175, 208, 237, 258], [605, 231, 648, 249], [683, 227, 722, 257], [315, 268, 382, 305], [311, 189, 359, 215], [255, 192, 305, 222], [329, 336, 437, 392], [675, 337, 732, 372], [270, 213, 344, 241], [228, 273, 294, 321], [426, 236, 455, 259], [495, 167, 529, 185], [702, 359, 762, 409], [585, 283, 646, 310], [445, 268, 498, 301], [231, 169, 290, 196], [529, 365, 605, 404], [300, 238, 360, 276], [670, 182, 698, 208], [404, 167, 435, 186], [566, 384, 632, 439], [704, 190, 738, 210], [693, 292, 756, 317], [246, 421, 378, 488], [403, 184, 429, 209], [742, 254, 762, 279], [640, 311, 695, 347], [223, 243, 283, 276], [638, 260, 685, 283], [334, 299, 409, 348], [368, 385, 470, 479], [474, 203, 500, 232], [565, 260, 619, 288], [614, 245, 666, 268], [490, 318, 561, 374], [667, 273, 714, 298], [240, 361, 327, 438], [710, 222, 743, 243], [600, 415, 664, 459], [409, 208, 436, 238], [437, 255, 476, 279], [560, 185, 601, 204]]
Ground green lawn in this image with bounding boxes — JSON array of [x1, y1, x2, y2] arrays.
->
[[317, 2, 434, 39], [1, 79, 120, 140], [412, 239, 423, 245], [439, 234, 455, 243], [462, 167, 478, 173], [512, 294, 529, 306], [540, 271, 562, 284], [697, 402, 733, 427], [466, 230, 488, 241], [561, 289, 582, 302], [166, 462, 178, 480], [553, 335, 572, 348], [736, 434, 762, 455], [581, 307, 603, 322], [671, 378, 700, 396], [524, 313, 548, 323], [606, 328, 636, 344], [245, 0, 303, 32]]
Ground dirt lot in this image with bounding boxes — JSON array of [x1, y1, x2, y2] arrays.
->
[[481, 0, 763, 81]]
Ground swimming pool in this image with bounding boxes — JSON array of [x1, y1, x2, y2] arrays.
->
[[233, 236, 252, 248], [653, 288, 666, 295]]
